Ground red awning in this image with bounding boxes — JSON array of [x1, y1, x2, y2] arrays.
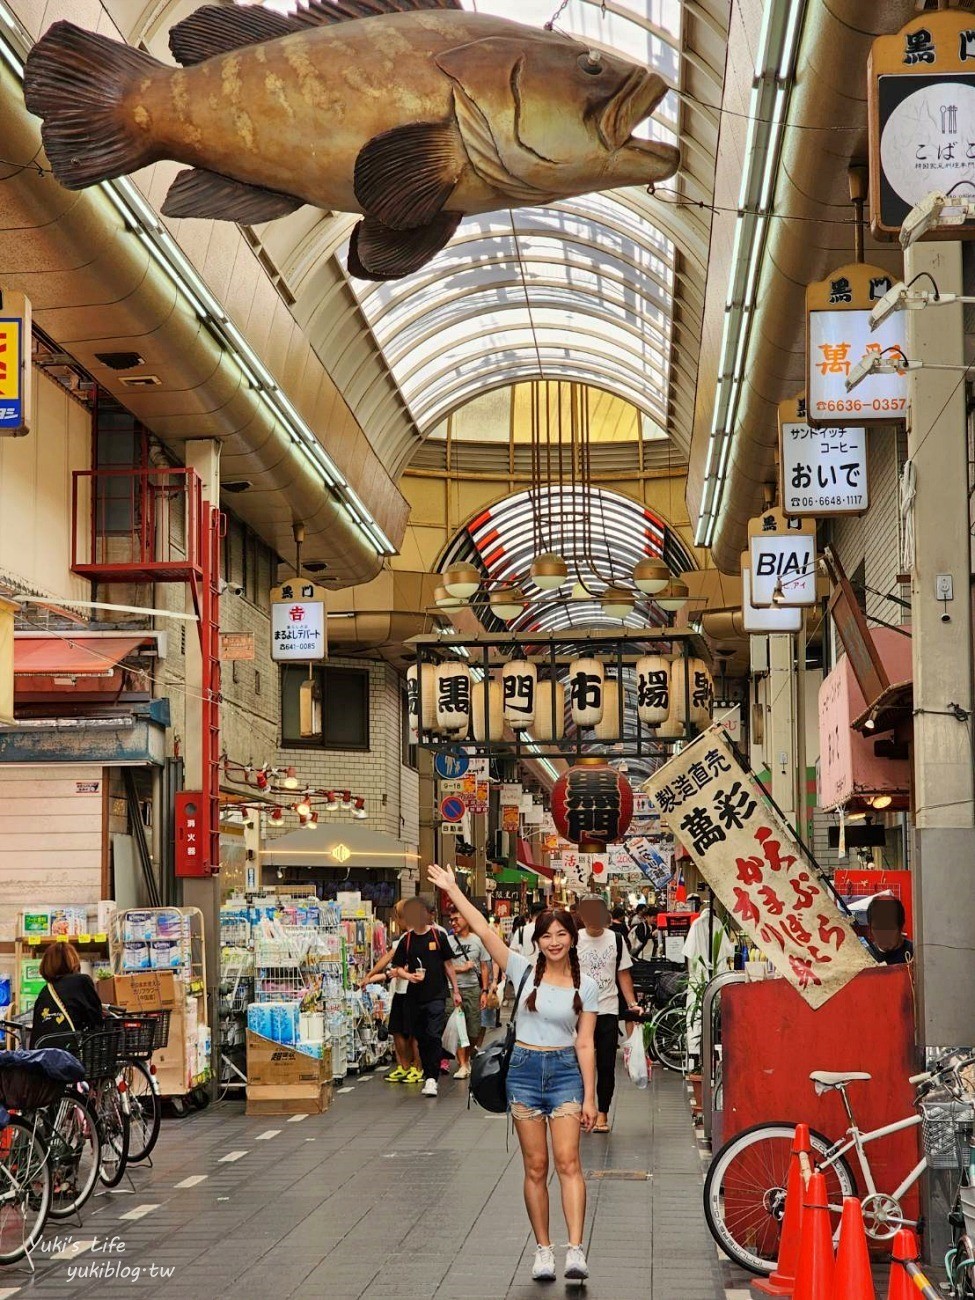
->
[[14, 636, 147, 678], [517, 837, 555, 880]]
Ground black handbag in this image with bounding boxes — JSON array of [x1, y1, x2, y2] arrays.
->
[[469, 967, 531, 1114]]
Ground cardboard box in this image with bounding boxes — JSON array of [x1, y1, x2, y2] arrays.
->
[[96, 971, 177, 1011], [245, 1082, 332, 1116], [152, 1003, 189, 1096], [246, 1032, 331, 1088]]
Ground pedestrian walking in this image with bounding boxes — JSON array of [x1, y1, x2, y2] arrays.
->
[[628, 903, 656, 959], [429, 863, 598, 1284], [389, 895, 462, 1097], [446, 905, 491, 1079], [576, 894, 641, 1133]]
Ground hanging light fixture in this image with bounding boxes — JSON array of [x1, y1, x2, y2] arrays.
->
[[434, 584, 466, 610], [340, 790, 353, 810], [530, 552, 568, 590], [353, 797, 367, 820], [633, 557, 670, 594], [656, 580, 689, 612], [488, 586, 526, 621], [570, 579, 592, 601], [870, 794, 893, 810], [324, 791, 339, 812], [601, 586, 634, 619], [294, 795, 312, 818], [268, 807, 285, 828], [303, 811, 319, 830], [443, 561, 481, 599], [281, 767, 299, 790]]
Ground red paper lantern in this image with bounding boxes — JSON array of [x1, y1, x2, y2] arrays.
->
[[551, 758, 633, 853]]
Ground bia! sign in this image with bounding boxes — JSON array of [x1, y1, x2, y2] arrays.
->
[[270, 581, 327, 662], [747, 509, 817, 607]]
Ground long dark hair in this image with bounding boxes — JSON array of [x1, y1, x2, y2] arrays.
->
[[525, 908, 583, 1016]]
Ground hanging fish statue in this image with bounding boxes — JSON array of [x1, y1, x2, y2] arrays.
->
[[23, 1, 679, 281]]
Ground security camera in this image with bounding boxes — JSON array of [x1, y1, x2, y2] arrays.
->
[[941, 611, 952, 624], [219, 579, 245, 597]]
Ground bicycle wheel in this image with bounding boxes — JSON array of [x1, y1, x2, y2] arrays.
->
[[93, 1081, 131, 1188], [650, 1006, 687, 1073], [122, 1060, 161, 1163], [46, 1093, 101, 1220], [704, 1123, 856, 1275], [0, 1115, 51, 1264]]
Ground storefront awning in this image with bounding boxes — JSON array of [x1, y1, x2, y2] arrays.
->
[[14, 635, 148, 677], [262, 821, 420, 870], [517, 838, 554, 881]]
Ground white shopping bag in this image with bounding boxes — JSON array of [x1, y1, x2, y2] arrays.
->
[[441, 1006, 469, 1056], [623, 1035, 650, 1089]]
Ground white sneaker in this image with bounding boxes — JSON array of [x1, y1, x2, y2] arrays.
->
[[564, 1245, 589, 1280], [454, 1065, 471, 1079], [421, 1078, 438, 1097], [531, 1245, 556, 1281]]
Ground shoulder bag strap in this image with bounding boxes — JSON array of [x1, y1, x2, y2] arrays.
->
[[509, 966, 533, 1034], [47, 982, 77, 1033]]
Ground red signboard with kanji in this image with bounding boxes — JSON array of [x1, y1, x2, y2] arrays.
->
[[175, 790, 212, 877], [644, 726, 874, 1008]]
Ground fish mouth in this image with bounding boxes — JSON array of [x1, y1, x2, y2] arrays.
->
[[600, 67, 669, 151]]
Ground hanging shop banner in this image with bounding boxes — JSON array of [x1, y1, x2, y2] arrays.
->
[[501, 804, 521, 834], [0, 293, 31, 436], [869, 10, 975, 239], [643, 726, 874, 1008], [270, 580, 328, 661], [778, 395, 868, 517], [561, 850, 588, 892], [806, 264, 907, 427], [747, 509, 818, 607], [740, 562, 803, 634], [500, 783, 522, 806]]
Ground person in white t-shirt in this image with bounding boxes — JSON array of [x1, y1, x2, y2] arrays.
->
[[575, 894, 640, 1133]]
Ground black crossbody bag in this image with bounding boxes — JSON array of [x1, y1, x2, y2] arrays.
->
[[469, 966, 532, 1114]]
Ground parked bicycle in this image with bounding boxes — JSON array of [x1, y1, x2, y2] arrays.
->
[[704, 1049, 975, 1276]]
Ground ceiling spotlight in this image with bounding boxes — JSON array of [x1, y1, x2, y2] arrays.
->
[[656, 580, 689, 612], [295, 796, 312, 818], [268, 806, 285, 828], [601, 586, 635, 619], [340, 790, 353, 810], [488, 586, 525, 621], [324, 791, 339, 812], [530, 553, 568, 590], [846, 351, 917, 392], [633, 557, 670, 594], [442, 561, 481, 599], [353, 797, 367, 820], [863, 716, 876, 732], [434, 584, 466, 610], [282, 767, 299, 790], [870, 794, 892, 810], [303, 811, 319, 830]]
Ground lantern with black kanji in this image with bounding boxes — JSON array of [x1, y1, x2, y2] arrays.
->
[[594, 680, 621, 741], [568, 657, 605, 727], [501, 659, 536, 730], [636, 654, 670, 726], [435, 662, 471, 734], [551, 758, 634, 853], [406, 663, 436, 741], [472, 678, 503, 741], [670, 657, 714, 731]]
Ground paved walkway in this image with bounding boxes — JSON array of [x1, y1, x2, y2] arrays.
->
[[4, 1065, 742, 1300]]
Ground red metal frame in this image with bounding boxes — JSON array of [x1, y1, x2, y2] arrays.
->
[[71, 467, 204, 583], [188, 503, 223, 875]]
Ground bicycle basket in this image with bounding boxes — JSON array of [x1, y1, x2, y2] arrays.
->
[[921, 1099, 974, 1169], [117, 1016, 158, 1060], [0, 1065, 65, 1111], [77, 1027, 124, 1080], [145, 1008, 171, 1052]]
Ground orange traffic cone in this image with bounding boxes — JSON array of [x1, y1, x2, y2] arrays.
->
[[832, 1198, 875, 1300], [754, 1123, 811, 1297], [886, 1229, 931, 1300], [793, 1171, 835, 1300]]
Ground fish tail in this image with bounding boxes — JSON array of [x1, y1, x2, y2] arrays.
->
[[24, 22, 163, 190]]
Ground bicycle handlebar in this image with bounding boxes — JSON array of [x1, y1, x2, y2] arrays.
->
[[909, 1071, 932, 1085]]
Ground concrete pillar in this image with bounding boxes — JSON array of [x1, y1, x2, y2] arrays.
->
[[902, 241, 975, 1051], [416, 748, 436, 888], [767, 633, 798, 828]]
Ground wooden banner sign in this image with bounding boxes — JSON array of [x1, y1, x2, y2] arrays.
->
[[778, 394, 869, 518], [869, 10, 975, 239], [643, 726, 874, 1008]]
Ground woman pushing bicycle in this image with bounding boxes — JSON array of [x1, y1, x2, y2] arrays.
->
[[427, 862, 599, 1283]]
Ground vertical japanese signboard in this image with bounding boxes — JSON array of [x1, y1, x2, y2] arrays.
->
[[175, 791, 212, 877], [270, 580, 328, 661], [869, 10, 975, 239], [806, 263, 907, 426], [643, 727, 874, 1007], [0, 292, 31, 436], [778, 395, 869, 517]]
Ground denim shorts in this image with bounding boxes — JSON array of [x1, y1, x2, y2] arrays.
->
[[507, 1045, 583, 1119]]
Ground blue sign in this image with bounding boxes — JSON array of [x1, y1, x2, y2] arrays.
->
[[440, 795, 466, 824], [435, 750, 469, 780]]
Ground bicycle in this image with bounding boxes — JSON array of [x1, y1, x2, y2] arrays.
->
[[646, 1000, 688, 1073], [109, 1009, 165, 1164], [36, 1027, 131, 1189], [704, 1049, 975, 1275]]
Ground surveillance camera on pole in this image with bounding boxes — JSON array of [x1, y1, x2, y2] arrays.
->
[[899, 190, 975, 249]]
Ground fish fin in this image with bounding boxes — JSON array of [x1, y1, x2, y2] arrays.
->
[[354, 124, 462, 230], [170, 0, 462, 61], [161, 168, 305, 223], [348, 212, 462, 280], [24, 21, 163, 190], [448, 82, 558, 204], [169, 5, 303, 65]]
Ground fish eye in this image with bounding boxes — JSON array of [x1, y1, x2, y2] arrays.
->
[[578, 51, 603, 75]]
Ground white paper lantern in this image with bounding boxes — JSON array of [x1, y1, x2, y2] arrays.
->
[[501, 659, 537, 730], [594, 680, 621, 741], [435, 663, 472, 734], [568, 657, 605, 727], [533, 680, 565, 741], [406, 663, 436, 741], [472, 678, 504, 741], [636, 655, 671, 726], [670, 657, 713, 730]]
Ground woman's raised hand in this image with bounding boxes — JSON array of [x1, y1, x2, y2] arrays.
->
[[427, 862, 456, 892]]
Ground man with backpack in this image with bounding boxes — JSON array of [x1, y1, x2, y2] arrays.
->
[[628, 903, 656, 959], [575, 894, 640, 1133]]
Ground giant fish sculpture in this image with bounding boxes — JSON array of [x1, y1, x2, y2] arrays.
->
[[24, 1, 679, 280]]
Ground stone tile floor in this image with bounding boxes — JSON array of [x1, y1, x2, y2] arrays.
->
[[1, 1065, 750, 1299]]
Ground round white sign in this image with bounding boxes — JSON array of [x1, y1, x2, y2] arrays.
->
[[880, 80, 975, 207]]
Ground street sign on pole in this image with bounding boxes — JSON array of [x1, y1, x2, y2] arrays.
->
[[440, 795, 466, 824]]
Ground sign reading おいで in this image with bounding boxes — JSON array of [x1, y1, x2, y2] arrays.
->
[[643, 727, 874, 1008], [779, 395, 868, 517]]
